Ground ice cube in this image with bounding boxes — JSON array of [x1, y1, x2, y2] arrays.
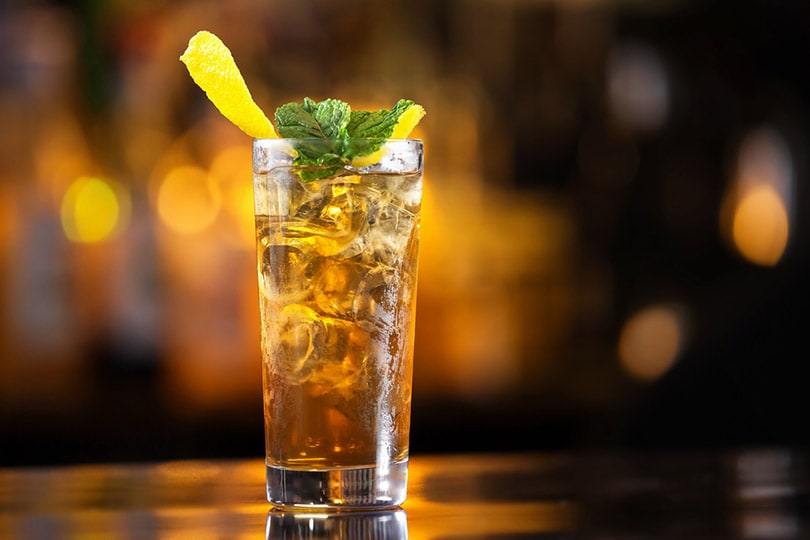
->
[[395, 175, 422, 211], [274, 304, 322, 380], [253, 168, 306, 217], [375, 142, 421, 174], [253, 139, 296, 173], [284, 183, 369, 257], [259, 243, 312, 303], [307, 318, 370, 397], [313, 259, 402, 331], [313, 260, 367, 318], [352, 265, 399, 330], [273, 304, 370, 393], [364, 199, 416, 266]]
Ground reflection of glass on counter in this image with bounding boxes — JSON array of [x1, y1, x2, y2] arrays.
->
[[731, 449, 804, 539], [265, 510, 407, 540]]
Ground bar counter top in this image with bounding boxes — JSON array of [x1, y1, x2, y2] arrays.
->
[[2, 449, 809, 538]]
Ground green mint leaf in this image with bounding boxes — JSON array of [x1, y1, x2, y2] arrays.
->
[[274, 101, 327, 139], [297, 153, 345, 182], [343, 99, 415, 159], [273, 98, 418, 182], [347, 99, 413, 138], [343, 138, 383, 160], [301, 96, 318, 114], [275, 98, 346, 164], [275, 97, 351, 140], [312, 98, 350, 139]]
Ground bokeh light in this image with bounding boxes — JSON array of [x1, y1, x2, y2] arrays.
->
[[722, 126, 793, 266], [618, 304, 687, 382], [156, 165, 222, 235], [732, 186, 789, 267], [607, 40, 669, 134], [60, 176, 129, 243], [209, 144, 254, 249]]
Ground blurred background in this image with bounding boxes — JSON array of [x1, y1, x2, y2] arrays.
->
[[2, 0, 810, 466]]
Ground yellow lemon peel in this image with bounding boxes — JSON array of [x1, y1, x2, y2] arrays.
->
[[180, 30, 277, 139]]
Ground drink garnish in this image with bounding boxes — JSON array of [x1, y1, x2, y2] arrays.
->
[[275, 97, 425, 181], [179, 30, 425, 177], [179, 30, 277, 139]]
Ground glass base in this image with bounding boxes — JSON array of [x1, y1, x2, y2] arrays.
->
[[266, 460, 408, 510]]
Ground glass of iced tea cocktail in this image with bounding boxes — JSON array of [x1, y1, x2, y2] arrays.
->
[[181, 31, 426, 509], [254, 137, 422, 508]]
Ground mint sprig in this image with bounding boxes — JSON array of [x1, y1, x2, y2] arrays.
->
[[274, 98, 414, 182]]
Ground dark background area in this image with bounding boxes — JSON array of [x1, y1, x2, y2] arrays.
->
[[2, 0, 810, 467]]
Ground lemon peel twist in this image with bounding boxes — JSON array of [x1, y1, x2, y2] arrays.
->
[[180, 30, 277, 139], [180, 30, 426, 171]]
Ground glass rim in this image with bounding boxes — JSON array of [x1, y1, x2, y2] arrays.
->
[[252, 137, 423, 176], [253, 137, 423, 143]]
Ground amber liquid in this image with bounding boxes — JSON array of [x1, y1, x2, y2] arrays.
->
[[255, 170, 421, 472]]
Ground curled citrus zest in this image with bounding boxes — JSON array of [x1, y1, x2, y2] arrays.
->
[[180, 30, 277, 139]]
